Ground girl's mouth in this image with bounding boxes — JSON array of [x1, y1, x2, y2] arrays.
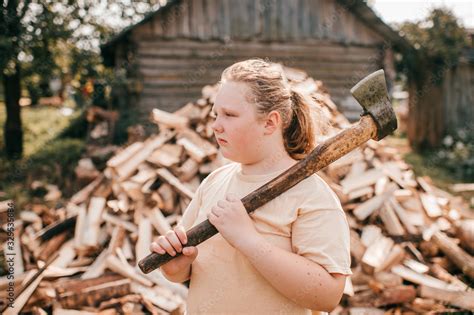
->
[[217, 138, 228, 145]]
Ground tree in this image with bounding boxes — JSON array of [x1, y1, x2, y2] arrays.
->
[[396, 8, 468, 149], [0, 0, 161, 159], [1, 0, 28, 158]]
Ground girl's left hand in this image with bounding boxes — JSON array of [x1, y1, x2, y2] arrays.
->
[[207, 193, 260, 250]]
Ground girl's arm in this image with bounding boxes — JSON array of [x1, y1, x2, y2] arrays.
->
[[237, 235, 346, 312]]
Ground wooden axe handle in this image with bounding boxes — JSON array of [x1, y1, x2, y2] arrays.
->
[[139, 115, 377, 274]]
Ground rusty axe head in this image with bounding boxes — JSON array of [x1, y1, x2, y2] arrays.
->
[[350, 69, 397, 140]]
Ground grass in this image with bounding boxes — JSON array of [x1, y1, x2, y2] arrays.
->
[[0, 103, 82, 156], [0, 102, 87, 210], [385, 135, 474, 205]]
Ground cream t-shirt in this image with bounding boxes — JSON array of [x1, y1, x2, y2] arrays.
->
[[179, 162, 352, 315]]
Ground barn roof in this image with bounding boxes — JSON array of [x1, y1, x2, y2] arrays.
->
[[101, 0, 413, 56]]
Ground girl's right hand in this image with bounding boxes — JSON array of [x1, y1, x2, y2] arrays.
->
[[149, 226, 198, 275]]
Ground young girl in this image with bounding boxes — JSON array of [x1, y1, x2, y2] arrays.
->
[[150, 59, 352, 314]]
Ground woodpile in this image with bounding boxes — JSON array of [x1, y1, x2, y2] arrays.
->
[[1, 65, 473, 314]]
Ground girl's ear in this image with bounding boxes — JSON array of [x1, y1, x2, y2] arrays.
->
[[263, 110, 281, 135]]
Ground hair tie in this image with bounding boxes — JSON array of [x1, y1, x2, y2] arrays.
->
[[290, 89, 299, 110]]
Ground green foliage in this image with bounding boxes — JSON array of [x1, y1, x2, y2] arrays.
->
[[396, 8, 469, 86], [404, 127, 474, 183], [0, 104, 87, 208]]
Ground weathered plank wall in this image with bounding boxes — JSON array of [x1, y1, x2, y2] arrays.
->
[[120, 0, 389, 118], [442, 61, 474, 134], [135, 39, 382, 116]]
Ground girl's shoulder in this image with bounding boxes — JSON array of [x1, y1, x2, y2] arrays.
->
[[291, 173, 343, 213]]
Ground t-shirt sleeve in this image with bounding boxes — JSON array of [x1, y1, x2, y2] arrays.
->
[[178, 179, 205, 230], [290, 178, 352, 275]]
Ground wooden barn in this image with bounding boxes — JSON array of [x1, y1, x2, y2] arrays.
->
[[101, 0, 412, 120]]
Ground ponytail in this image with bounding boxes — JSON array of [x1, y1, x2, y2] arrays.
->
[[283, 90, 315, 160]]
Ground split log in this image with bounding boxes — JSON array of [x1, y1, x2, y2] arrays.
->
[[431, 231, 474, 280], [419, 285, 474, 310], [151, 108, 189, 129]]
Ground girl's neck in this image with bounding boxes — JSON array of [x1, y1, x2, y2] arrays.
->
[[240, 151, 297, 176]]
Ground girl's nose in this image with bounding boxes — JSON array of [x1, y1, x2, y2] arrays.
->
[[211, 118, 223, 134]]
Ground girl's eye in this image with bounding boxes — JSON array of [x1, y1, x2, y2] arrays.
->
[[224, 112, 235, 117]]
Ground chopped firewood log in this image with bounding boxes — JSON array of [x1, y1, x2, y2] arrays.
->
[[350, 230, 366, 262], [151, 108, 189, 129], [387, 198, 418, 235], [38, 232, 68, 262], [391, 265, 462, 290], [348, 186, 374, 201], [372, 285, 416, 307], [97, 293, 142, 310], [455, 219, 474, 253], [176, 137, 207, 163], [429, 264, 469, 291], [74, 205, 87, 249], [105, 255, 153, 287], [81, 227, 127, 280], [451, 183, 474, 192], [20, 211, 42, 231], [107, 142, 144, 169], [156, 183, 177, 213], [379, 202, 405, 236], [375, 244, 405, 272], [83, 197, 106, 248], [131, 283, 183, 313], [349, 307, 385, 315], [178, 158, 200, 182], [431, 231, 474, 280], [136, 217, 152, 263], [360, 225, 383, 246], [102, 212, 138, 233], [362, 237, 394, 273], [146, 208, 172, 236], [420, 193, 443, 218], [156, 168, 194, 199], [177, 128, 218, 162], [419, 285, 474, 310], [147, 144, 183, 168], [341, 168, 386, 194], [70, 175, 104, 205], [174, 102, 203, 123], [130, 164, 157, 185], [57, 277, 131, 309], [121, 181, 144, 201], [373, 271, 402, 287], [115, 131, 175, 180], [353, 184, 397, 221], [32, 215, 77, 244]]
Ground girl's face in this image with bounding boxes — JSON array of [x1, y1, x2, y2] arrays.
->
[[211, 81, 267, 163]]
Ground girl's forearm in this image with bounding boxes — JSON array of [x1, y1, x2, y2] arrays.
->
[[236, 235, 346, 312]]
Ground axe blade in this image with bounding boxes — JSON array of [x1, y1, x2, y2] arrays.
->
[[350, 69, 398, 140]]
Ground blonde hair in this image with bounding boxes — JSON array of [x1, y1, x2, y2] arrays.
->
[[221, 58, 328, 160]]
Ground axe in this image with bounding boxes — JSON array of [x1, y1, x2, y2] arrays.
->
[[139, 69, 397, 274]]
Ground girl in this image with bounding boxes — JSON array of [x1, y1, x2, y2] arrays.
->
[[150, 59, 352, 314]]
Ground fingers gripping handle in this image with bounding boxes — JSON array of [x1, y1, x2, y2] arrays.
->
[[139, 220, 218, 273]]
